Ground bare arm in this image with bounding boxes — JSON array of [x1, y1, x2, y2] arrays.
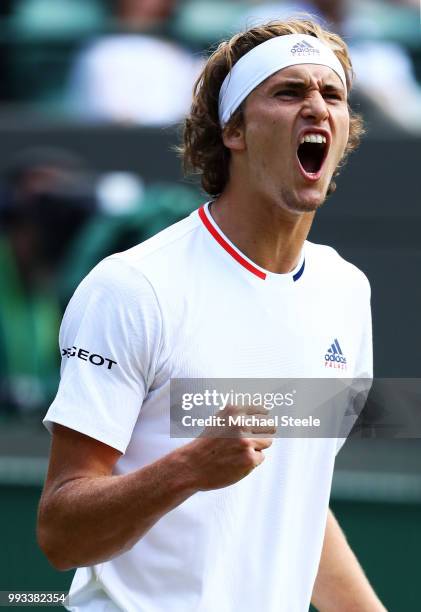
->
[[37, 424, 199, 570], [38, 415, 272, 570], [311, 508, 387, 612]]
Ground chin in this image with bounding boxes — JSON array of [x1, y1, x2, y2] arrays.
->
[[281, 186, 328, 214]]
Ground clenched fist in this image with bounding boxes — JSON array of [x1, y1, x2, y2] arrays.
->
[[178, 405, 276, 491]]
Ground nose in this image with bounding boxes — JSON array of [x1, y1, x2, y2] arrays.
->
[[300, 91, 329, 122]]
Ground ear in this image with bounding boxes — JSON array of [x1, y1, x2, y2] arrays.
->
[[222, 121, 246, 152]]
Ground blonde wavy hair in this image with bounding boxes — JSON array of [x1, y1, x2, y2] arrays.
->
[[180, 18, 364, 197]]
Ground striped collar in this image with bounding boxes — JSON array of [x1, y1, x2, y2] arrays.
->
[[198, 203, 305, 283]]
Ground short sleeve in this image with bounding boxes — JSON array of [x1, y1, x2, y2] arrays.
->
[[336, 276, 373, 455], [43, 256, 163, 453]]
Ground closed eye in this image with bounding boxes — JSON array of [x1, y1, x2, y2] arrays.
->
[[274, 89, 301, 98], [322, 89, 344, 101]]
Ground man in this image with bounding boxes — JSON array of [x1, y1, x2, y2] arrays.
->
[[38, 18, 387, 612]]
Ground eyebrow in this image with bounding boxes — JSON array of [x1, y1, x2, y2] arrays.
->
[[273, 78, 307, 88], [270, 78, 345, 94], [321, 83, 345, 94]]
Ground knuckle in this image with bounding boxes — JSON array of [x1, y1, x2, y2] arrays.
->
[[243, 447, 256, 466], [238, 436, 251, 449]]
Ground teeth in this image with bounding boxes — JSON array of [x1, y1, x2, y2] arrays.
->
[[300, 133, 326, 144]]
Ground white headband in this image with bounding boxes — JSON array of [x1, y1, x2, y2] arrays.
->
[[219, 33, 347, 126]]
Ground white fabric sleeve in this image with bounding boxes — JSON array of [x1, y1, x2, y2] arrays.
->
[[43, 256, 163, 453], [336, 276, 373, 456]]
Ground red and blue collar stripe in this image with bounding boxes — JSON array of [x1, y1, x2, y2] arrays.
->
[[198, 204, 305, 282]]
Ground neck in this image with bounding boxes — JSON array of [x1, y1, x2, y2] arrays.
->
[[210, 185, 314, 274]]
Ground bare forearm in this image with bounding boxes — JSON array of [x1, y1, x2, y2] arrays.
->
[[311, 508, 387, 612], [38, 447, 197, 570], [39, 410, 273, 571]]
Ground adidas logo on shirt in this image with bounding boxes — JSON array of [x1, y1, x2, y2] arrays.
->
[[324, 338, 347, 370], [291, 40, 320, 57]]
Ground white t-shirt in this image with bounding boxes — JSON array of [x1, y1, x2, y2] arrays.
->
[[44, 203, 373, 612]]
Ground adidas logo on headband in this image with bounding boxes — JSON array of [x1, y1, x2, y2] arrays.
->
[[291, 40, 320, 57]]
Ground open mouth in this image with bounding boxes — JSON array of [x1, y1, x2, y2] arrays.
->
[[296, 134, 328, 177]]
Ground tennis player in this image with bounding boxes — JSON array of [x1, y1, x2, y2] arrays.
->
[[38, 18, 387, 612]]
